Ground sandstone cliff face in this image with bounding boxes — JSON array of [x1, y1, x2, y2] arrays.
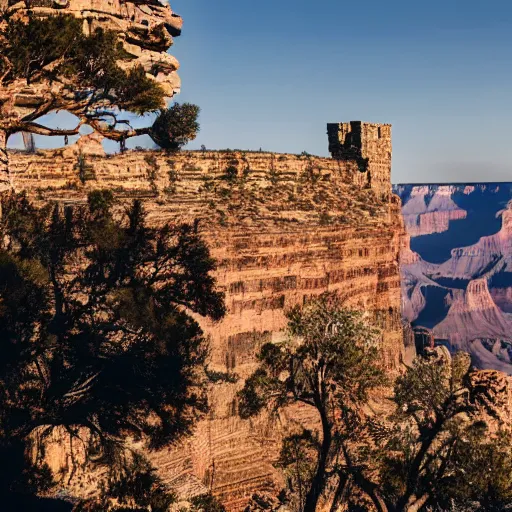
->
[[7, 123, 405, 509]]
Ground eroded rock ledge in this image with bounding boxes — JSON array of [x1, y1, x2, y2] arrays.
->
[[0, 0, 182, 98]]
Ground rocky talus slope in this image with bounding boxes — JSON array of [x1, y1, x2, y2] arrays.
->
[[8, 123, 406, 509]]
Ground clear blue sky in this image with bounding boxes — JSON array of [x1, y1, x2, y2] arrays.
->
[[12, 0, 512, 184], [172, 0, 512, 184]]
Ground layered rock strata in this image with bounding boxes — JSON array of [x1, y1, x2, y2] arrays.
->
[[8, 123, 405, 509], [396, 185, 467, 237], [398, 183, 512, 375]]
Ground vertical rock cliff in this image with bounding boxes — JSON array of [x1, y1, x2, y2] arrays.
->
[[8, 124, 405, 508]]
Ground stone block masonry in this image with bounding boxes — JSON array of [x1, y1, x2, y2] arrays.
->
[[7, 123, 406, 510], [328, 121, 392, 200]]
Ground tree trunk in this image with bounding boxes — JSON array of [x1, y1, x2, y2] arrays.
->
[[0, 130, 10, 192], [397, 422, 442, 512], [304, 408, 332, 512], [329, 474, 348, 512], [404, 494, 429, 512]]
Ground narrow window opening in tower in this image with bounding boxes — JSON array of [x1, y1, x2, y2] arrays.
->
[[378, 126, 382, 139]]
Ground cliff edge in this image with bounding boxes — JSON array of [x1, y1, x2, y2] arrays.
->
[[8, 123, 406, 509]]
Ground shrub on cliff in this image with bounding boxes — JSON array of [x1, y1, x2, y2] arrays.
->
[[0, 191, 225, 508], [237, 294, 385, 512]]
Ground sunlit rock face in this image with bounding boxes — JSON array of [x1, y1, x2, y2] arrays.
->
[[9, 122, 406, 509], [0, 0, 182, 98], [395, 185, 467, 237]]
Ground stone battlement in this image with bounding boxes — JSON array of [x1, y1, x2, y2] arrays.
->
[[328, 121, 392, 199]]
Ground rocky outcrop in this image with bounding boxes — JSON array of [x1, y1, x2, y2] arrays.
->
[[396, 185, 467, 237], [7, 123, 406, 510], [433, 279, 512, 345], [425, 346, 512, 427], [433, 204, 512, 280]]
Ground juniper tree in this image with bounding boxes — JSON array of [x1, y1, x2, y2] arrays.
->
[[317, 348, 512, 512], [0, 191, 225, 508], [370, 349, 512, 512], [238, 294, 385, 512], [0, 3, 198, 187]]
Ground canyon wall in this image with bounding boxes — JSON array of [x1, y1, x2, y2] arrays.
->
[[396, 183, 512, 375], [395, 185, 467, 237], [9, 123, 405, 509]]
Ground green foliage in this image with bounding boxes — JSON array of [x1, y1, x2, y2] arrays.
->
[[2, 15, 84, 81], [116, 66, 165, 114], [190, 493, 227, 512], [238, 294, 384, 512], [371, 349, 512, 512], [88, 189, 115, 216], [318, 211, 331, 225], [276, 430, 318, 509], [75, 151, 96, 184], [150, 103, 201, 151], [433, 425, 512, 510], [0, 192, 225, 503], [205, 368, 238, 384], [268, 165, 280, 186], [222, 165, 238, 183], [165, 162, 180, 195], [239, 303, 512, 512], [0, 15, 166, 118], [356, 157, 370, 173], [75, 453, 175, 512], [144, 154, 159, 193]]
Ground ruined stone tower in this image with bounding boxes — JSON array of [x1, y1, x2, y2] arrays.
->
[[327, 121, 392, 200]]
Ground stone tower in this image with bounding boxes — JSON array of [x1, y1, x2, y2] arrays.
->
[[327, 121, 392, 199]]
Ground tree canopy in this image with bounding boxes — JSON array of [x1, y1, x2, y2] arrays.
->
[[238, 295, 385, 512], [0, 12, 199, 183], [372, 349, 512, 512], [0, 191, 225, 508], [239, 297, 512, 512]]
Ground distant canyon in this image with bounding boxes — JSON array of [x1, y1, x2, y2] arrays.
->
[[395, 183, 512, 374]]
